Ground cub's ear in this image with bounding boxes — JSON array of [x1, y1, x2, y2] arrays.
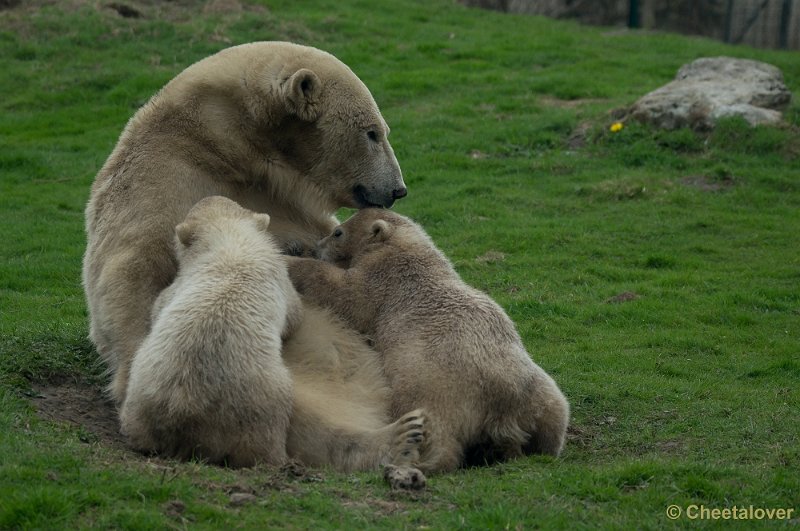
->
[[284, 68, 321, 121], [253, 213, 271, 234], [369, 219, 392, 242], [175, 222, 196, 247]]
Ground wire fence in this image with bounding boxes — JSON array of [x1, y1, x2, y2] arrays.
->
[[462, 0, 800, 50], [630, 0, 799, 50]]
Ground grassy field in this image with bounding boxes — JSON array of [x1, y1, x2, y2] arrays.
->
[[1, 0, 799, 528]]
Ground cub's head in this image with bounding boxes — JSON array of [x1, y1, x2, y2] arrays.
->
[[266, 44, 406, 211], [174, 196, 271, 260], [315, 208, 416, 268]]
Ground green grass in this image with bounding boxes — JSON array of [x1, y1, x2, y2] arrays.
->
[[2, 0, 799, 528]]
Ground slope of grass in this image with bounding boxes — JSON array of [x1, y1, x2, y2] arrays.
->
[[1, 0, 798, 527]]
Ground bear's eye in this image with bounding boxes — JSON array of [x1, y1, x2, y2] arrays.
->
[[333, 228, 343, 238], [367, 130, 379, 143]]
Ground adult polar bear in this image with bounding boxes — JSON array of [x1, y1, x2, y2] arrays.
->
[[83, 41, 407, 406]]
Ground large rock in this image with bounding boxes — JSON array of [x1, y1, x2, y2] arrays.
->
[[629, 57, 792, 130]]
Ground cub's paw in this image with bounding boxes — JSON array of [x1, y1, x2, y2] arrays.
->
[[391, 409, 426, 463], [383, 464, 427, 491], [283, 240, 311, 257]]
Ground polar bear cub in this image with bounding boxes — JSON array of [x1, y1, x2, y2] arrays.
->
[[289, 209, 570, 473], [120, 196, 301, 467]]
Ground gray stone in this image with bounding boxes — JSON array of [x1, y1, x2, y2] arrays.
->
[[628, 56, 792, 130]]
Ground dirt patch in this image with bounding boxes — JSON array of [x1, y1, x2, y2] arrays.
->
[[567, 121, 592, 149], [655, 439, 685, 454], [680, 174, 736, 192], [475, 250, 506, 264], [605, 291, 640, 304], [539, 96, 608, 109], [189, 461, 326, 502], [0, 0, 264, 24], [29, 385, 337, 489], [566, 424, 596, 449], [106, 2, 142, 18], [31, 380, 125, 447], [202, 0, 243, 15], [341, 497, 407, 516]]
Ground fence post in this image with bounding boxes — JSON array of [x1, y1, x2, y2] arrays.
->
[[724, 0, 736, 42], [779, 0, 792, 48], [628, 0, 640, 28]]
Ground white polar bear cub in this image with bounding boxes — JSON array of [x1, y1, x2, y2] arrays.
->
[[120, 196, 302, 467]]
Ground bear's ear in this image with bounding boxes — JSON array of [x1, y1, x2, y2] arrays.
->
[[176, 222, 196, 248], [369, 219, 392, 242], [253, 213, 271, 234], [284, 68, 321, 122]]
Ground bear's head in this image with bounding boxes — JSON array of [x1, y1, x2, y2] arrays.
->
[[315, 208, 421, 268], [175, 196, 271, 259], [267, 45, 407, 211]]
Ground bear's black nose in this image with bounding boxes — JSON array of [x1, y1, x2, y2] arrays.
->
[[392, 187, 408, 200]]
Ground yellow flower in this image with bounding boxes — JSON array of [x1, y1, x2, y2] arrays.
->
[[610, 122, 624, 133]]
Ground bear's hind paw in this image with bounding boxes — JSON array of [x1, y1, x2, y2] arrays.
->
[[384, 464, 427, 491]]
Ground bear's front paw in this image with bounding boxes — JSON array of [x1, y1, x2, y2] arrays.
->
[[283, 240, 315, 258], [383, 464, 427, 491]]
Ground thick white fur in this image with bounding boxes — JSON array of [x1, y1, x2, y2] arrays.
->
[[120, 196, 298, 467], [122, 197, 425, 474], [283, 304, 426, 474]]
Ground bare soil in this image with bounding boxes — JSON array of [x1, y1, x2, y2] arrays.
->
[[31, 380, 125, 447], [680, 174, 736, 192]]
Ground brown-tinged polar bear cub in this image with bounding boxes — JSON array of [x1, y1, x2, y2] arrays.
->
[[119, 196, 301, 466], [83, 41, 407, 405], [288, 209, 570, 473], [121, 197, 426, 480]]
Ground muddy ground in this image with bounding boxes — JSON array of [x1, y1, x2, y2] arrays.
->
[[31, 380, 126, 447]]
